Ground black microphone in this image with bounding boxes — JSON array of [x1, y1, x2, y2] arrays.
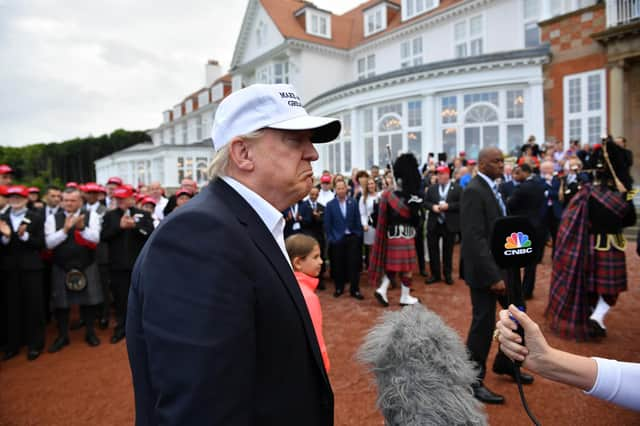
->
[[358, 305, 487, 425], [490, 215, 541, 425]]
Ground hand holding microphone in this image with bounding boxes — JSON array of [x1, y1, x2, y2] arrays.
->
[[496, 305, 550, 372]]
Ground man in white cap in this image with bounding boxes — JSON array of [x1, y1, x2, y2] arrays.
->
[[127, 84, 340, 425]]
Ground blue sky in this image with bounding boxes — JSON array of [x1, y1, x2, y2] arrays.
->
[[0, 0, 361, 147]]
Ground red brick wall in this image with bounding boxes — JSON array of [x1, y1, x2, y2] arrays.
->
[[540, 4, 608, 143]]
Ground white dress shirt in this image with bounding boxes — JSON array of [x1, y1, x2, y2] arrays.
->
[[154, 197, 169, 221], [45, 205, 60, 217], [221, 176, 291, 268], [1, 207, 30, 245], [317, 189, 335, 207], [45, 209, 101, 249]]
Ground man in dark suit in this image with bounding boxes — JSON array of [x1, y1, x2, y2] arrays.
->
[[127, 84, 339, 425], [300, 187, 327, 289], [283, 200, 305, 239], [461, 147, 534, 405], [424, 166, 461, 285], [324, 180, 364, 300], [0, 186, 46, 361], [539, 160, 562, 258], [505, 164, 545, 299], [101, 186, 153, 344]]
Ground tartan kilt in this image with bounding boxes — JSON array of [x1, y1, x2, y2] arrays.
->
[[588, 245, 627, 296], [384, 236, 416, 272]]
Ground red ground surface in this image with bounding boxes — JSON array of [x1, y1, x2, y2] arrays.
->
[[1, 244, 639, 425]]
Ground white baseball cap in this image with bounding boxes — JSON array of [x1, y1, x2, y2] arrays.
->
[[211, 84, 341, 151]]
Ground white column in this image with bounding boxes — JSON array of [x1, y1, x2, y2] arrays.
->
[[423, 94, 436, 155], [349, 108, 364, 169], [528, 79, 545, 144], [609, 62, 624, 137]]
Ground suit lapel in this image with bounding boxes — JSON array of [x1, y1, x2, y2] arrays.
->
[[212, 180, 331, 387], [475, 176, 501, 217]]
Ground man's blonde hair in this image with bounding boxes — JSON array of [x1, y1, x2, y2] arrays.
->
[[207, 130, 265, 180]]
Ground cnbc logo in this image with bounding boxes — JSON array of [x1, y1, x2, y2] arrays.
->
[[504, 232, 533, 255]]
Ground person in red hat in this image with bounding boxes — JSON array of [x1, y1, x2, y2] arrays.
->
[[65, 182, 79, 189], [80, 182, 111, 330], [0, 185, 47, 361], [0, 185, 9, 215], [174, 188, 194, 209], [317, 173, 334, 206], [424, 166, 462, 285], [45, 187, 103, 352], [100, 186, 153, 344], [0, 164, 13, 186], [139, 197, 160, 228], [104, 177, 122, 209]]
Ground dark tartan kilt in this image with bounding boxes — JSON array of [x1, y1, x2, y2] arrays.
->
[[384, 236, 416, 272], [588, 247, 627, 297]]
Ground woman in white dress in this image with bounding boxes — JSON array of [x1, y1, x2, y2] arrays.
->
[[359, 178, 380, 269]]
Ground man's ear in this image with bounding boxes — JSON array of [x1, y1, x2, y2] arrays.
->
[[228, 138, 255, 172]]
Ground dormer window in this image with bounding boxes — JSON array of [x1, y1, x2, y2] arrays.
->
[[256, 21, 266, 47], [402, 0, 439, 21], [306, 10, 331, 39], [364, 5, 386, 37]]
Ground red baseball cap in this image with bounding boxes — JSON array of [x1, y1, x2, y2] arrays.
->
[[66, 182, 79, 189], [459, 151, 466, 156], [28, 186, 40, 193], [468, 159, 477, 166], [141, 196, 157, 206], [7, 185, 29, 198], [320, 175, 332, 184], [175, 189, 194, 198], [113, 187, 134, 199], [107, 177, 123, 186], [0, 164, 13, 175], [84, 182, 102, 193], [0, 185, 8, 196], [436, 166, 450, 175]]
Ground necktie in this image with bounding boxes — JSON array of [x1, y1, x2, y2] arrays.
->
[[493, 184, 506, 216], [438, 185, 446, 224]]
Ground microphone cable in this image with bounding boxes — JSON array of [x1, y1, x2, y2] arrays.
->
[[513, 364, 541, 426]]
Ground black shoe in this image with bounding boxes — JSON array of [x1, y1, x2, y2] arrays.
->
[[98, 317, 109, 330], [27, 350, 41, 361], [110, 331, 125, 344], [48, 336, 70, 353], [472, 383, 505, 404], [70, 319, 85, 330], [425, 276, 440, 285], [333, 289, 343, 298], [2, 350, 18, 361], [588, 319, 607, 338], [85, 333, 101, 347], [419, 270, 428, 277], [493, 363, 534, 384], [374, 291, 389, 307], [350, 291, 364, 300], [444, 275, 453, 285]]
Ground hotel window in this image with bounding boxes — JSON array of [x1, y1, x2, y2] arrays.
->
[[363, 108, 374, 169], [357, 54, 376, 80], [563, 70, 606, 145], [185, 99, 194, 114], [438, 88, 526, 160], [153, 158, 164, 186], [196, 157, 209, 185], [196, 115, 203, 141], [402, 0, 439, 21], [454, 15, 483, 58], [273, 62, 289, 84], [173, 105, 182, 119], [307, 11, 331, 39], [364, 5, 386, 37], [198, 90, 210, 107], [400, 37, 423, 68], [407, 100, 423, 164], [523, 0, 541, 47], [170, 127, 175, 144], [182, 123, 188, 144], [212, 84, 224, 101]]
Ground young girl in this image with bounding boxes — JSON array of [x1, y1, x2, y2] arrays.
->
[[285, 234, 330, 373]]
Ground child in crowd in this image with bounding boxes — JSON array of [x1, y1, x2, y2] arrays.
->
[[285, 234, 330, 373]]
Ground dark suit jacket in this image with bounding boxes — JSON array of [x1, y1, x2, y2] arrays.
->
[[506, 177, 545, 227], [0, 208, 45, 271], [101, 207, 154, 271], [324, 197, 363, 244], [540, 176, 563, 219], [460, 175, 503, 289], [499, 180, 516, 201], [300, 199, 325, 244], [127, 179, 333, 425], [283, 201, 305, 238], [424, 182, 462, 233]]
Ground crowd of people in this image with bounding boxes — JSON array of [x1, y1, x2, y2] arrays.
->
[[1, 98, 637, 417], [0, 164, 200, 361]]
